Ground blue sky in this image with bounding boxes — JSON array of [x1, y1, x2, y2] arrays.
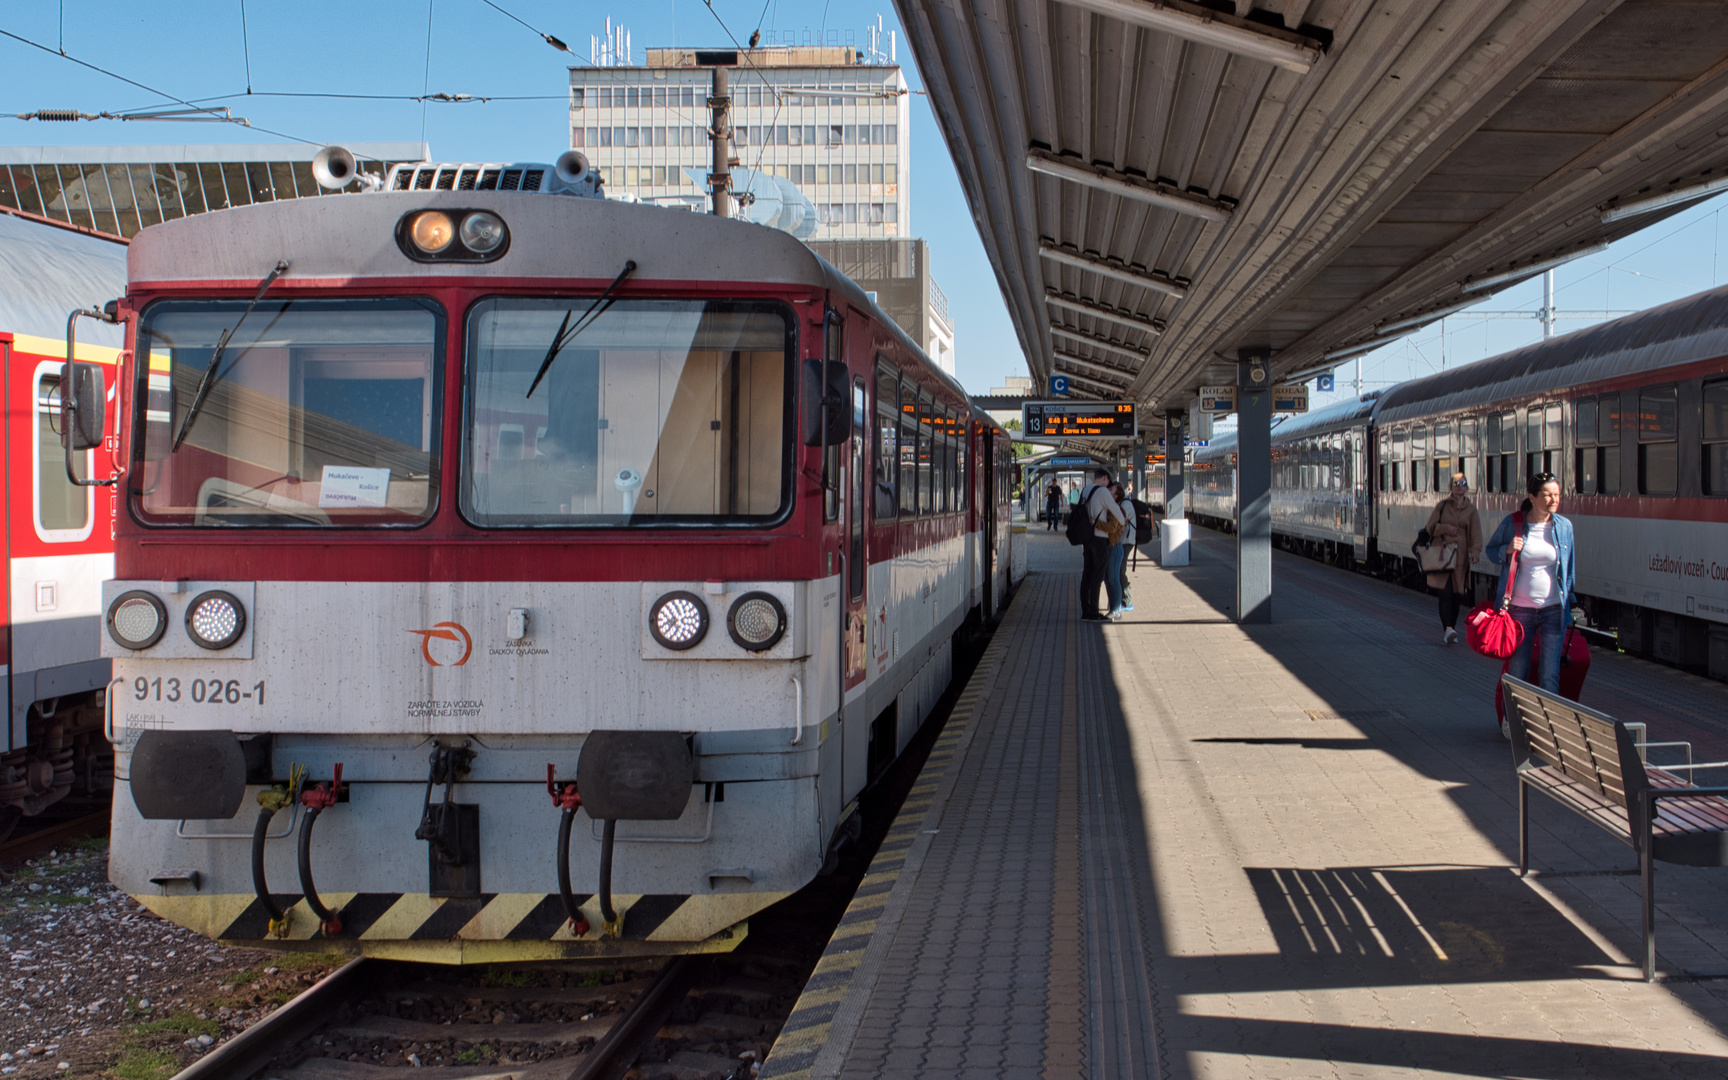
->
[[6, 2, 1728, 403]]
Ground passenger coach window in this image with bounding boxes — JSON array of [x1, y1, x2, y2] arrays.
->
[[1574, 395, 1620, 495], [1391, 428, 1406, 491], [1457, 418, 1478, 491], [874, 365, 898, 519], [135, 298, 443, 527], [1411, 425, 1428, 492], [1705, 380, 1728, 495], [35, 371, 92, 538], [462, 298, 790, 526], [899, 380, 919, 516], [1638, 386, 1678, 496], [1525, 406, 1564, 483]]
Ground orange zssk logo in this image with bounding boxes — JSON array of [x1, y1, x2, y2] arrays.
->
[[410, 621, 473, 666]]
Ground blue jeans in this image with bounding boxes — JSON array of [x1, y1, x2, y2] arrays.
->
[[1507, 604, 1564, 693], [1105, 545, 1125, 613]]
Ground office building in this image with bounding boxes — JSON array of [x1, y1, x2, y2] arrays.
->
[[569, 45, 911, 240]]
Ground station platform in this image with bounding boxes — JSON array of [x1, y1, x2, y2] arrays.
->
[[761, 528, 1728, 1079]]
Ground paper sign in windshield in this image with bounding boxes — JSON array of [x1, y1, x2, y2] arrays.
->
[[319, 465, 390, 509]]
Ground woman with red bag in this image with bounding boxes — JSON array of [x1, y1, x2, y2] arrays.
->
[[1483, 471, 1576, 702]]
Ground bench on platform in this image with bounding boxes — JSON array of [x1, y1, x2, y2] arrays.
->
[[1503, 675, 1728, 981]]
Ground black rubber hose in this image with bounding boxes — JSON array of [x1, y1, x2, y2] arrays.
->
[[251, 806, 283, 923], [557, 808, 588, 933], [599, 818, 618, 926], [297, 805, 340, 933]]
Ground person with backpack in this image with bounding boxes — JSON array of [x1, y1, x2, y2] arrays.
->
[[1068, 468, 1125, 621]]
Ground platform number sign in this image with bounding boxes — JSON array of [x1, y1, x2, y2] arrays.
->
[[1050, 375, 1071, 396], [1317, 373, 1335, 393], [1022, 400, 1137, 439]]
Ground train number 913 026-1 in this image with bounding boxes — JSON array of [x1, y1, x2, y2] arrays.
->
[[134, 677, 266, 705]]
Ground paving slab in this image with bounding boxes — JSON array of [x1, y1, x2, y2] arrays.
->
[[762, 528, 1728, 1078]]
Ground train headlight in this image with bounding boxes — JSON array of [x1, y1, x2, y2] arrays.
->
[[397, 209, 510, 262], [649, 591, 709, 650], [459, 211, 507, 253], [107, 590, 168, 650], [408, 210, 456, 253], [185, 590, 247, 650], [727, 592, 786, 651]]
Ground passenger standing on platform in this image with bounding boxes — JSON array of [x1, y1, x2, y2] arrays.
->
[[1079, 469, 1125, 622], [1111, 482, 1135, 617], [1425, 472, 1482, 644], [1484, 472, 1575, 695], [1045, 482, 1062, 530]]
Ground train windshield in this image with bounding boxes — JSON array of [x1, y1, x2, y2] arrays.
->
[[132, 298, 444, 527], [462, 298, 792, 527]]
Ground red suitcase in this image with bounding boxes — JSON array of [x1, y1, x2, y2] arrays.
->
[[1494, 626, 1591, 725]]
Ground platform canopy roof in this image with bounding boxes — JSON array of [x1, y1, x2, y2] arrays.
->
[[895, 0, 1728, 411]]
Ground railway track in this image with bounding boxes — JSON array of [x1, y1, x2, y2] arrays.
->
[[157, 596, 1000, 1080], [0, 808, 108, 866]]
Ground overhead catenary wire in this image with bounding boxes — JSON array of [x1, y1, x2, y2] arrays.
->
[[477, 0, 571, 52], [0, 25, 321, 144], [239, 0, 253, 94]]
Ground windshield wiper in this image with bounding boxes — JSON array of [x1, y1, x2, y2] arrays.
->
[[171, 260, 289, 451], [525, 259, 636, 399]]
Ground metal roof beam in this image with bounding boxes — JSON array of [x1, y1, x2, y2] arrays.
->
[[1049, 324, 1151, 360], [1056, 0, 1324, 74], [1026, 150, 1232, 223], [1038, 242, 1187, 299], [1460, 242, 1608, 293], [1052, 351, 1135, 383], [1045, 290, 1166, 334]]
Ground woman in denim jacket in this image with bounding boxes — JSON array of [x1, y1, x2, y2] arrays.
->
[[1482, 471, 1575, 695]]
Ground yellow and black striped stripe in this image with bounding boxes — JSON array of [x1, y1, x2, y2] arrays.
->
[[136, 889, 786, 962], [759, 632, 1007, 1079]]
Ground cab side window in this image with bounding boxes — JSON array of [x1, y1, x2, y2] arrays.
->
[[35, 369, 94, 540]]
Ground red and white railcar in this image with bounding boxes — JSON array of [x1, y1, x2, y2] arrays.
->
[[93, 156, 1016, 959], [1, 208, 126, 841]]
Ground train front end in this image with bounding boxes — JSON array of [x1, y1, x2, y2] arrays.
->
[[102, 177, 845, 961]]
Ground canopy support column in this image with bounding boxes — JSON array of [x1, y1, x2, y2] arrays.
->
[[1237, 350, 1273, 624]]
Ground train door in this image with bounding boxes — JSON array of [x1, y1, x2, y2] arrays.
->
[[981, 428, 996, 622], [840, 317, 871, 804]]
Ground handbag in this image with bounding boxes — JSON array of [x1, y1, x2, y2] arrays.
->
[[1415, 541, 1457, 574], [1465, 513, 1525, 659], [1099, 511, 1125, 546]]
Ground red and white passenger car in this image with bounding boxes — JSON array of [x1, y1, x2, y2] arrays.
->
[[1, 208, 126, 841]]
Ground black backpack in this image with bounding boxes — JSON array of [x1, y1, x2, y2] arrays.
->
[[1065, 485, 1096, 546], [1128, 499, 1154, 545]]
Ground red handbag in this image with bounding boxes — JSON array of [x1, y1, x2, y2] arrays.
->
[[1465, 514, 1524, 659]]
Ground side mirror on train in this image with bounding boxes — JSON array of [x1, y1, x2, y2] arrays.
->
[[60, 361, 106, 452], [801, 358, 852, 446]]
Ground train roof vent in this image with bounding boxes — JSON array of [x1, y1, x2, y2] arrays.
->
[[384, 160, 602, 199]]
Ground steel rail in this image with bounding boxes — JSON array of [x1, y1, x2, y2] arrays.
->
[[167, 957, 373, 1080]]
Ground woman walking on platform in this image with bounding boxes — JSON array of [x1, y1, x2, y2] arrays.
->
[[1483, 472, 1576, 695], [1425, 472, 1482, 644]]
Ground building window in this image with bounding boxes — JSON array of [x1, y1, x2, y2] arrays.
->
[[571, 87, 585, 108]]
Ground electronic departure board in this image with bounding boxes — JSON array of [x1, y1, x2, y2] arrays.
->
[[1022, 400, 1137, 439]]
